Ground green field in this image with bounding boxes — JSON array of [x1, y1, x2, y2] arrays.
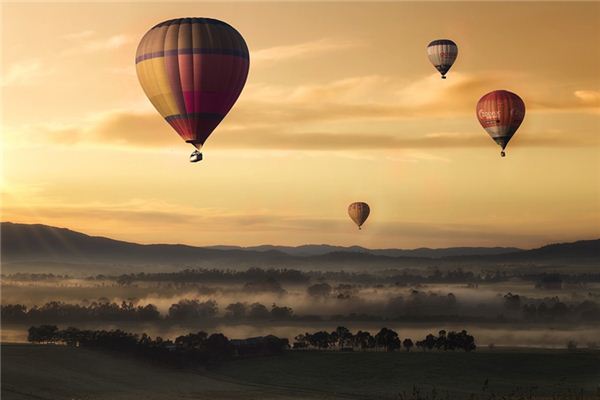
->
[[2, 344, 599, 399]]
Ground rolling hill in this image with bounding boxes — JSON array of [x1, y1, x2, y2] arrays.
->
[[1, 222, 598, 273]]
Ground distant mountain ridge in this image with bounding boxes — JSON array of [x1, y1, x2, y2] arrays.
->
[[2, 222, 599, 273], [206, 244, 522, 258]]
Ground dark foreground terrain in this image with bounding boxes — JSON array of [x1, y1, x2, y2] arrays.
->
[[2, 344, 599, 400]]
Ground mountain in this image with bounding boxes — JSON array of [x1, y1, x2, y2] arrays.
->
[[448, 239, 600, 263], [1, 222, 598, 274], [0, 222, 292, 269], [207, 244, 522, 258]]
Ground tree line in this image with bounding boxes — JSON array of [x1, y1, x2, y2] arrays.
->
[[3, 292, 598, 324], [293, 327, 476, 352], [1, 299, 295, 323], [26, 325, 289, 367], [26, 324, 474, 369], [502, 293, 600, 322], [6, 268, 597, 285]]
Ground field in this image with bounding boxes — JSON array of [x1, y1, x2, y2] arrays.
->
[[2, 344, 599, 400]]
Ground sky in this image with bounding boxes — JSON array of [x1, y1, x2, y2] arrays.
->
[[1, 1, 599, 248]]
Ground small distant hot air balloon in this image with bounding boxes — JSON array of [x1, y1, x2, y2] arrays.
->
[[476, 90, 526, 157], [348, 202, 370, 230], [427, 39, 458, 79], [136, 18, 249, 162]]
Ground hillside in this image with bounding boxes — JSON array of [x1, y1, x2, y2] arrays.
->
[[1, 222, 598, 273], [207, 244, 521, 258]]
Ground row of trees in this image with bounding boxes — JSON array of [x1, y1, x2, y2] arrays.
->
[[5, 294, 598, 324], [4, 269, 600, 286], [503, 293, 600, 321], [1, 300, 295, 323], [2, 301, 161, 322], [293, 327, 476, 352], [27, 325, 288, 366]]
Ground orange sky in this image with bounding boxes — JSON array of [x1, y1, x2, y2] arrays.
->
[[2, 2, 599, 248]]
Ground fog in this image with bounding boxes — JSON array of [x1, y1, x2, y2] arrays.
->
[[2, 272, 599, 348]]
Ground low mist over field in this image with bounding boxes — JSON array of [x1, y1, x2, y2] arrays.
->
[[2, 224, 599, 349]]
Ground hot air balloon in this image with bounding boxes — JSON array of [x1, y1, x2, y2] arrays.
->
[[135, 18, 249, 162], [476, 90, 525, 157], [427, 39, 458, 79], [348, 202, 370, 230]]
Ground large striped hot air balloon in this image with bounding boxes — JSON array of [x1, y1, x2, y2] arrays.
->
[[136, 18, 249, 162], [476, 90, 526, 157], [348, 202, 370, 230], [427, 39, 458, 79]]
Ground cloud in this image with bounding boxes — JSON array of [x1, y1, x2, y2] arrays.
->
[[18, 108, 598, 152], [5, 112, 176, 148], [83, 34, 131, 51], [1, 60, 51, 87], [60, 33, 132, 56], [252, 38, 359, 64], [6, 73, 598, 151], [574, 90, 600, 106], [62, 30, 95, 41]]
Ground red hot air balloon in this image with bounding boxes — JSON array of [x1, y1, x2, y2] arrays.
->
[[136, 18, 249, 162], [476, 90, 525, 157]]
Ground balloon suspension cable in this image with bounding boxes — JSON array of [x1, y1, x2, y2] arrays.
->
[[189, 149, 203, 163], [501, 150, 506, 157]]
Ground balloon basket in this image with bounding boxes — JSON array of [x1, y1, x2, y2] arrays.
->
[[190, 150, 203, 163]]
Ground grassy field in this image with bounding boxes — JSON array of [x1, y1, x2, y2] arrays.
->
[[1, 344, 298, 400], [2, 344, 599, 400]]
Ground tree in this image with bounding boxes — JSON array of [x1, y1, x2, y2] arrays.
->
[[374, 328, 401, 352], [403, 338, 414, 352], [293, 334, 309, 349], [308, 331, 331, 349], [225, 302, 247, 319], [307, 283, 332, 297], [167, 300, 217, 321], [435, 330, 447, 350], [137, 304, 160, 320], [335, 326, 353, 348], [27, 325, 58, 343], [271, 304, 293, 320], [353, 330, 375, 350], [248, 303, 270, 320], [424, 334, 436, 350], [175, 331, 208, 349], [503, 292, 521, 311]]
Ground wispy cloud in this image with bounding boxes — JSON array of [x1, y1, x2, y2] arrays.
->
[[252, 38, 359, 64], [83, 34, 131, 51], [1, 59, 51, 87], [60, 32, 132, 56], [62, 30, 95, 41], [574, 90, 600, 106]]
